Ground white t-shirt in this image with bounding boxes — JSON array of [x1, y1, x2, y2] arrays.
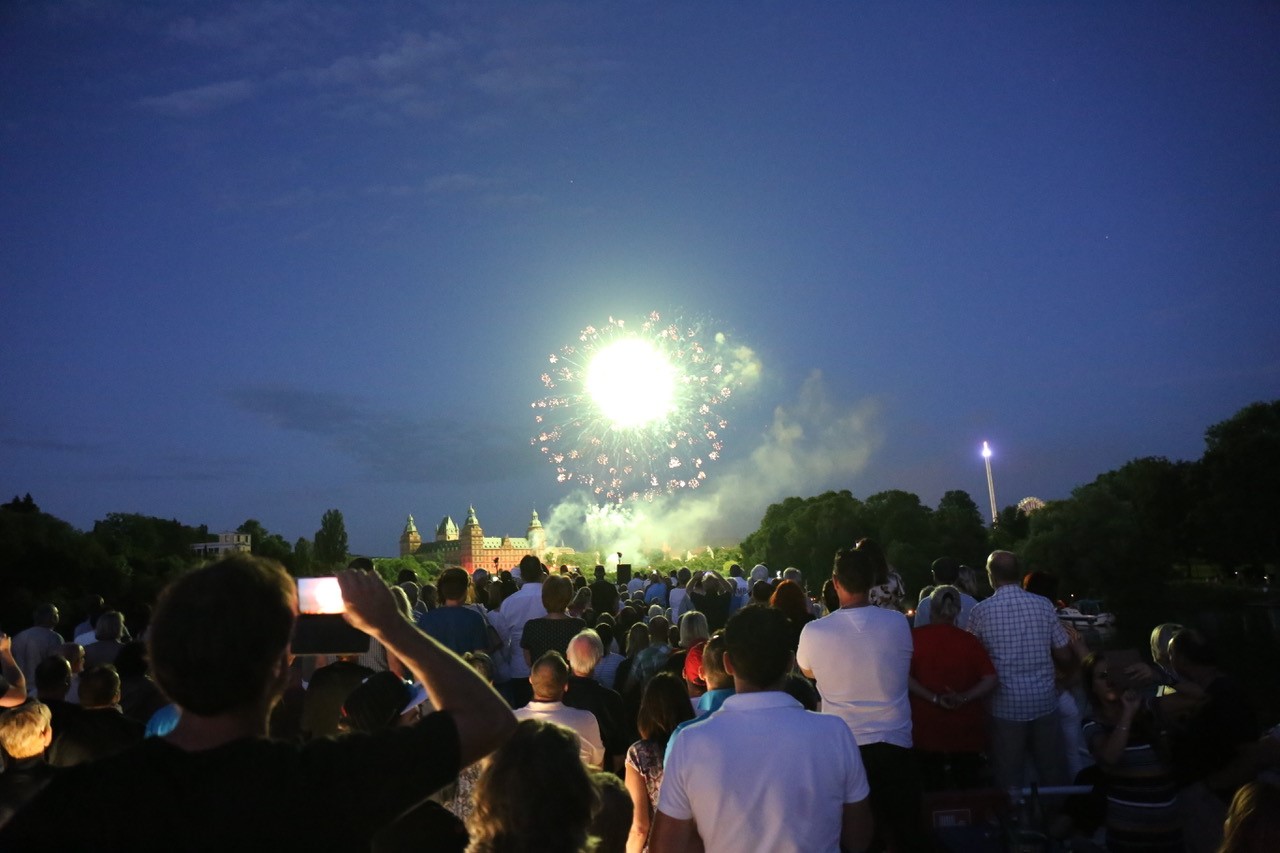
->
[[796, 605, 914, 748], [658, 691, 869, 853], [496, 582, 546, 679]]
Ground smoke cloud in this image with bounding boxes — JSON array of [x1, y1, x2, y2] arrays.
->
[[541, 370, 880, 566]]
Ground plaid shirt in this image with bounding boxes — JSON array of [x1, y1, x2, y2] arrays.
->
[[967, 585, 1068, 721]]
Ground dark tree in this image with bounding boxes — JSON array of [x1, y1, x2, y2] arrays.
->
[[932, 490, 989, 568], [237, 519, 293, 564], [1193, 401, 1280, 573], [314, 509, 349, 569]]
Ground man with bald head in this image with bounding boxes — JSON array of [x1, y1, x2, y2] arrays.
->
[[967, 550, 1074, 789], [514, 651, 605, 768]]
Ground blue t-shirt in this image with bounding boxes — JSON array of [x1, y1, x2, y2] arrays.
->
[[416, 606, 489, 656]]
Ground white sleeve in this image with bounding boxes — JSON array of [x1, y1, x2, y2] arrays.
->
[[656, 733, 694, 820]]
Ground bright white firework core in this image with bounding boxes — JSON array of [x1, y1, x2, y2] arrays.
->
[[586, 338, 677, 429]]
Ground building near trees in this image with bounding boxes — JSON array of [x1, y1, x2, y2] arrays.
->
[[400, 506, 569, 572], [191, 532, 252, 558]]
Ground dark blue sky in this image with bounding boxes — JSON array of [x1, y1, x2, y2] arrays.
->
[[3, 2, 1278, 558]]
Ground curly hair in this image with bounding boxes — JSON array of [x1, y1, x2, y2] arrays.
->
[[466, 720, 599, 853]]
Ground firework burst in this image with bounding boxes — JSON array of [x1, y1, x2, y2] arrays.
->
[[532, 311, 757, 502]]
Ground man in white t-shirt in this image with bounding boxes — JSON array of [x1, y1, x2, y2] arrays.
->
[[495, 556, 548, 704], [652, 606, 871, 853], [797, 545, 927, 852]]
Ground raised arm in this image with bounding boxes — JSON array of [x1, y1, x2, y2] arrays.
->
[[337, 569, 515, 766]]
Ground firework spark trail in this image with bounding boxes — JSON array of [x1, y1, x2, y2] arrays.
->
[[531, 311, 757, 502]]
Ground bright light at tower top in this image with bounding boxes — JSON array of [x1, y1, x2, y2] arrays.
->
[[982, 441, 992, 459], [585, 337, 678, 429]]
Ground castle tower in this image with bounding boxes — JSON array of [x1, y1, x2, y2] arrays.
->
[[527, 509, 546, 554], [461, 505, 484, 572], [435, 515, 459, 542], [399, 515, 421, 557]]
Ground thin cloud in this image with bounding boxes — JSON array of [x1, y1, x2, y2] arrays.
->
[[227, 386, 536, 484], [136, 78, 258, 116]]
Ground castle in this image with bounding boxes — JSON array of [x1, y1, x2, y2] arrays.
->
[[399, 506, 569, 573]]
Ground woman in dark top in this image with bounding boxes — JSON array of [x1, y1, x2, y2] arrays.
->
[[687, 572, 732, 632], [1081, 652, 1182, 853], [521, 576, 585, 668]]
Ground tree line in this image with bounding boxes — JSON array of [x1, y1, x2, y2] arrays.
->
[[1, 400, 1275, 633], [740, 400, 1279, 608]]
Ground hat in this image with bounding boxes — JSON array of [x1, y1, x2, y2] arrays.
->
[[341, 672, 429, 733], [750, 564, 770, 583], [683, 640, 707, 688]]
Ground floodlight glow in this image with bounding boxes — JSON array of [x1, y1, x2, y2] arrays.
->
[[982, 441, 992, 459], [585, 338, 677, 429]]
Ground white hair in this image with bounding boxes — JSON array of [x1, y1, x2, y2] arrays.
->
[[566, 630, 603, 675]]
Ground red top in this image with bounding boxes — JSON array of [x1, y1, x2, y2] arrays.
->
[[909, 623, 996, 753]]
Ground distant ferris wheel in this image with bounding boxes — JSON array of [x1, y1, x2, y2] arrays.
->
[[1017, 496, 1046, 514]]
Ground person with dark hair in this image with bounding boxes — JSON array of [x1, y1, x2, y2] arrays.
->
[[590, 771, 631, 853], [494, 556, 548, 704], [340, 672, 469, 853], [1, 554, 515, 849], [687, 572, 732, 632], [113, 640, 167, 725], [966, 550, 1074, 790], [592, 622, 625, 690], [302, 651, 376, 739], [913, 557, 977, 628], [33, 654, 82, 740], [1080, 653, 1182, 852], [419, 568, 490, 657], [1163, 629, 1260, 853], [669, 567, 694, 620], [514, 652, 605, 768], [47, 664, 144, 767], [625, 672, 694, 853], [589, 565, 619, 619], [821, 578, 839, 615], [652, 606, 872, 853], [798, 547, 925, 851], [467, 719, 600, 853]]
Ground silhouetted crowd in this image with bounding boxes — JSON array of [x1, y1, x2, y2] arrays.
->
[[0, 545, 1278, 852]]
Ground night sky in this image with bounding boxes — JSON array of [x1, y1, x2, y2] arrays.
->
[[4, 2, 1278, 559]]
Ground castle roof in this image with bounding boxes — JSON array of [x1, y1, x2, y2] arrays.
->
[[436, 515, 458, 537]]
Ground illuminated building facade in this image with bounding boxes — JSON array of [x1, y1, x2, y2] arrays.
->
[[400, 506, 566, 573]]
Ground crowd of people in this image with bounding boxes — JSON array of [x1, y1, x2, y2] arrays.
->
[[0, 544, 1277, 852]]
